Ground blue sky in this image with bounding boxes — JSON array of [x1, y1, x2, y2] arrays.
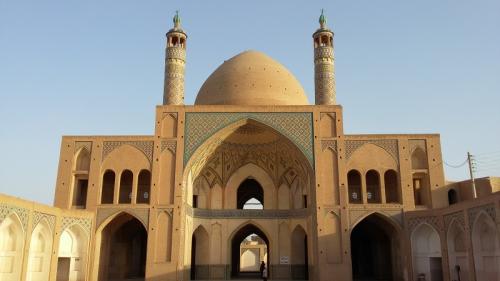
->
[[1, 1, 499, 205]]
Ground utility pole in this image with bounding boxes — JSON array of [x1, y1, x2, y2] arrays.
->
[[467, 152, 477, 198]]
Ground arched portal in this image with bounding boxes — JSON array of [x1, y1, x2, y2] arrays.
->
[[411, 223, 443, 281], [472, 213, 500, 281], [237, 178, 264, 209], [97, 213, 147, 281], [231, 224, 269, 279], [350, 214, 400, 281], [0, 214, 25, 281]]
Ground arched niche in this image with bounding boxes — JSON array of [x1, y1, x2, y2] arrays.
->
[[57, 224, 89, 281], [158, 148, 176, 205], [448, 189, 458, 205], [137, 169, 151, 204], [471, 212, 500, 281], [384, 170, 400, 203], [291, 225, 308, 280], [100, 170, 115, 204], [119, 170, 133, 204], [72, 148, 90, 208], [324, 211, 342, 264], [347, 170, 362, 204], [0, 213, 25, 281], [74, 148, 90, 172], [366, 170, 381, 203], [155, 211, 172, 263], [191, 225, 210, 280], [411, 223, 443, 281], [411, 147, 428, 170], [318, 147, 339, 205], [26, 219, 53, 281], [161, 113, 177, 138], [319, 113, 336, 138], [447, 219, 469, 281]]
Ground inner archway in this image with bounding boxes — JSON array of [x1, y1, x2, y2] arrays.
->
[[351, 214, 398, 281], [231, 224, 269, 278], [98, 213, 147, 281], [237, 179, 264, 209]]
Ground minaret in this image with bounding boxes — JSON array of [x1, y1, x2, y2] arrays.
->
[[313, 10, 336, 105], [163, 11, 187, 105]]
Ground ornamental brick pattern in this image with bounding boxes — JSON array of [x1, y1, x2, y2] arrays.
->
[[314, 46, 335, 105]]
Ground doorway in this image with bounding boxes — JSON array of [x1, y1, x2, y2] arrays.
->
[[351, 214, 398, 281], [231, 224, 269, 279]]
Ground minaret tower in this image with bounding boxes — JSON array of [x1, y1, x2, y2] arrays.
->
[[313, 10, 336, 105], [163, 11, 187, 105]]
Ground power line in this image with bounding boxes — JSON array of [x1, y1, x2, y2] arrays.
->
[[444, 158, 468, 168]]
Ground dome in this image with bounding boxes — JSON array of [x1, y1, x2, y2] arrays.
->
[[195, 50, 309, 105]]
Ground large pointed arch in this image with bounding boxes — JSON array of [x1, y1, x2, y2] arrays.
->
[[350, 212, 402, 280], [446, 218, 469, 281]]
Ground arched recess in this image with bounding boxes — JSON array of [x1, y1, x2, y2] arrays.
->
[[72, 148, 90, 208], [318, 147, 339, 205], [411, 223, 443, 281], [0, 213, 25, 281], [351, 213, 402, 281], [324, 211, 342, 264], [57, 224, 89, 281], [119, 170, 133, 204], [161, 113, 177, 138], [225, 163, 275, 210], [319, 113, 336, 138], [229, 223, 269, 279], [384, 170, 400, 203], [211, 184, 223, 209], [155, 211, 172, 262], [471, 212, 500, 281], [411, 147, 428, 170], [291, 225, 309, 280], [447, 219, 469, 281], [191, 225, 209, 280], [101, 170, 115, 204], [366, 170, 381, 203], [26, 218, 53, 281], [158, 148, 176, 205], [137, 169, 151, 204], [348, 170, 362, 204], [96, 213, 147, 281]]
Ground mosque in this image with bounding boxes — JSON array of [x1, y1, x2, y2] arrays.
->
[[1, 11, 500, 281]]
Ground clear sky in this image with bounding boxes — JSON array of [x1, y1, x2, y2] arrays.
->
[[1, 1, 499, 205]]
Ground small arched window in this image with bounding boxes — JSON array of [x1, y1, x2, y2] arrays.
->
[[101, 170, 115, 204], [348, 170, 362, 204], [448, 189, 458, 205], [119, 170, 133, 204], [137, 170, 151, 204]]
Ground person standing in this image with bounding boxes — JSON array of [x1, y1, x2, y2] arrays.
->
[[262, 265, 268, 281]]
